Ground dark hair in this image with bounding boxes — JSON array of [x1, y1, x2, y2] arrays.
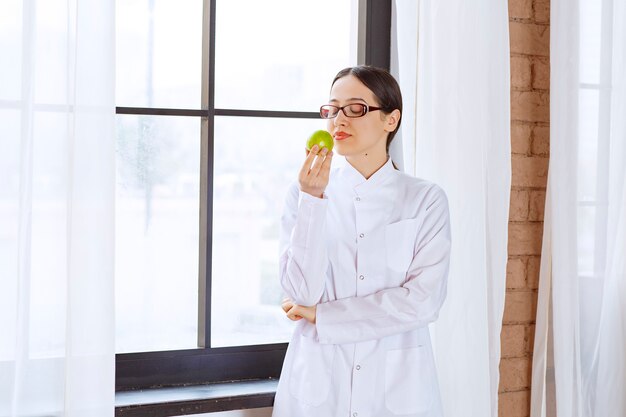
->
[[331, 65, 403, 156]]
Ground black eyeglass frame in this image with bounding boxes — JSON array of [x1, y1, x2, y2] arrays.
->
[[319, 103, 385, 119]]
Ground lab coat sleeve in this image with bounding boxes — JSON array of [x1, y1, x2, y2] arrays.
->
[[278, 181, 329, 306], [315, 186, 451, 345]]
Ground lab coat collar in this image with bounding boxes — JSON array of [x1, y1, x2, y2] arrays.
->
[[339, 157, 395, 194]]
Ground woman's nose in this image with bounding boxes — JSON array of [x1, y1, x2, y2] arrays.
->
[[334, 111, 348, 126]]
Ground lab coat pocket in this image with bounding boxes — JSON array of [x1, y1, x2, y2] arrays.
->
[[384, 347, 434, 415], [289, 334, 335, 406], [385, 219, 419, 273]]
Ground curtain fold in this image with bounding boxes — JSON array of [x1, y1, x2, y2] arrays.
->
[[531, 0, 626, 416], [391, 1, 511, 416], [0, 0, 116, 416]]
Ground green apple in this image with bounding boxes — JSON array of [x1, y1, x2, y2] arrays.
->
[[306, 130, 334, 152]]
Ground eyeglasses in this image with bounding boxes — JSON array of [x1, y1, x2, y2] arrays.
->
[[319, 103, 383, 119]]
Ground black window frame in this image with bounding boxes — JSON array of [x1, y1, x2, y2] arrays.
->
[[115, 0, 392, 392]]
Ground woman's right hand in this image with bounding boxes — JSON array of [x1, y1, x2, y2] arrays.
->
[[298, 144, 333, 198], [281, 297, 316, 324]]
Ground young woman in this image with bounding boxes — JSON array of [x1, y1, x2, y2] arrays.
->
[[273, 66, 451, 417]]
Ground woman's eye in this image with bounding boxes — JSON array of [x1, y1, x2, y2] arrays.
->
[[347, 104, 364, 115], [321, 106, 338, 118]]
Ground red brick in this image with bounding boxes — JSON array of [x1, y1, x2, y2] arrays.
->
[[532, 57, 550, 90], [499, 390, 530, 417], [504, 5, 548, 415], [510, 22, 550, 57], [503, 290, 537, 323], [500, 357, 532, 391], [512, 91, 550, 123], [531, 125, 550, 156], [509, 0, 533, 20], [534, 0, 550, 24], [529, 190, 546, 221], [526, 324, 536, 355], [512, 55, 532, 89], [501, 324, 527, 357], [510, 190, 530, 221], [508, 223, 544, 256], [512, 122, 532, 155], [511, 155, 549, 188], [507, 257, 528, 289], [527, 256, 541, 289]]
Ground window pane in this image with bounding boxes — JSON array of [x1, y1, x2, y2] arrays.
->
[[0, 112, 22, 360], [29, 112, 70, 358], [2, 0, 71, 104], [116, 0, 202, 108], [579, 0, 602, 85], [0, 109, 21, 360], [0, 0, 22, 101], [33, 0, 69, 105], [115, 114, 201, 353], [214, 0, 359, 111], [577, 205, 595, 276], [578, 88, 599, 201], [1, 111, 71, 359], [210, 116, 344, 348]]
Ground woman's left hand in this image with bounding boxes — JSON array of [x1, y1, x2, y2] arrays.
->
[[281, 298, 316, 324]]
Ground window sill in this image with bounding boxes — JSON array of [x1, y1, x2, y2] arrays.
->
[[115, 379, 278, 417]]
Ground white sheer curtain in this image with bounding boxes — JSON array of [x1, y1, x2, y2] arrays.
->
[[530, 0, 626, 416], [391, 1, 511, 417], [0, 0, 116, 416]]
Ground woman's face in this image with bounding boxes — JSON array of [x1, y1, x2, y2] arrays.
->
[[326, 75, 397, 159]]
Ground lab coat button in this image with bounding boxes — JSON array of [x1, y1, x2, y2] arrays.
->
[[355, 197, 361, 201], [359, 233, 364, 238], [353, 413, 358, 417], [356, 365, 361, 370], [359, 275, 364, 280]]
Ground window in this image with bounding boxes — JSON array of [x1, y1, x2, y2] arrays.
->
[[115, 0, 391, 390], [577, 0, 612, 375], [577, 0, 609, 278]]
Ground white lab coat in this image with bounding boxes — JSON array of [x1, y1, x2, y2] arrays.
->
[[272, 158, 451, 417]]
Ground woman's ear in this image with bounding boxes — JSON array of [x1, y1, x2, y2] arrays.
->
[[384, 109, 401, 132]]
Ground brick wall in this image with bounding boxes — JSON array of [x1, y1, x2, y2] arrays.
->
[[499, 1, 549, 416]]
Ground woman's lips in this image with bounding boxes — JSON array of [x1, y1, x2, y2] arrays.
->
[[334, 132, 351, 141]]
